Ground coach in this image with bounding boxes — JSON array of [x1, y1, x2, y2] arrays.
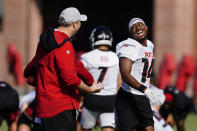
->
[[24, 7, 103, 131]]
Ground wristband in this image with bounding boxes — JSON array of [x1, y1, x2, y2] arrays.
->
[[138, 84, 147, 93]]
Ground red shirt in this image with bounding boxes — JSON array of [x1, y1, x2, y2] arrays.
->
[[24, 29, 93, 118]]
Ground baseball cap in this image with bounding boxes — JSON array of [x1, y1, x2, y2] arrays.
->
[[128, 18, 145, 32], [59, 7, 87, 23]]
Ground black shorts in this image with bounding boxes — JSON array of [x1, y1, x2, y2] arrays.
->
[[115, 88, 154, 131], [18, 112, 33, 127], [33, 110, 76, 131], [84, 94, 116, 112]]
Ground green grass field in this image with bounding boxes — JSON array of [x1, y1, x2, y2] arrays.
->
[[184, 113, 197, 131], [1, 113, 197, 131]]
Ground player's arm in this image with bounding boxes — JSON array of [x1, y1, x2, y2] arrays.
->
[[117, 44, 145, 91], [119, 57, 143, 91], [117, 71, 122, 91], [119, 57, 162, 106]]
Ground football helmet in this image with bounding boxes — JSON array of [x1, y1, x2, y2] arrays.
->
[[89, 26, 113, 48], [0, 81, 12, 88], [164, 85, 179, 94]]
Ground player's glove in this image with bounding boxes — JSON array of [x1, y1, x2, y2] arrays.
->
[[144, 88, 163, 106]]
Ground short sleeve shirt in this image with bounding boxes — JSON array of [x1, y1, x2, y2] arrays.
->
[[81, 49, 119, 95], [116, 38, 155, 95]]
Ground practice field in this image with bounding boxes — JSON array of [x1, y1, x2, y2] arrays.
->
[[183, 113, 197, 131], [1, 113, 197, 131], [92, 113, 197, 131], [93, 113, 197, 131]]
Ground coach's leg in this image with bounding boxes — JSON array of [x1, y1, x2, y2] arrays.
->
[[41, 110, 76, 131]]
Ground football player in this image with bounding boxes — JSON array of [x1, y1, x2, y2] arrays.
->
[[80, 26, 121, 131], [150, 85, 174, 131], [160, 85, 192, 131], [115, 17, 163, 131], [0, 81, 19, 131]]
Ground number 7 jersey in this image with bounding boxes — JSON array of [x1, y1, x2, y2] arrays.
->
[[81, 49, 119, 96], [116, 38, 155, 95]]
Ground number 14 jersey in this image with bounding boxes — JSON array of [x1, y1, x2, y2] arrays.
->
[[116, 38, 155, 95]]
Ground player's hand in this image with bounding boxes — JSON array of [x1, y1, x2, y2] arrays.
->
[[90, 81, 104, 93], [144, 88, 164, 106], [166, 115, 175, 127]]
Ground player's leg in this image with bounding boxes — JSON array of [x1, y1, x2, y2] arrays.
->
[[144, 126, 154, 131], [131, 94, 154, 131], [18, 124, 31, 131], [173, 111, 187, 131], [80, 107, 97, 131], [18, 112, 33, 131], [76, 120, 82, 131], [99, 112, 115, 131], [176, 119, 185, 131], [76, 110, 83, 131], [8, 118, 18, 131], [114, 127, 136, 131], [3, 112, 19, 131], [115, 88, 139, 131], [102, 128, 114, 131]]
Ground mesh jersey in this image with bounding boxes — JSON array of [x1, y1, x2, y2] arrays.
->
[[116, 38, 155, 95], [81, 49, 119, 95], [152, 107, 174, 131]]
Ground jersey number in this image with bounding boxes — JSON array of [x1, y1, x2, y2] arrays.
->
[[141, 58, 155, 82], [98, 67, 108, 82]]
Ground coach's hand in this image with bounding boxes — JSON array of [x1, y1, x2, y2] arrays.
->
[[91, 81, 104, 93], [78, 81, 104, 93], [144, 88, 163, 106]]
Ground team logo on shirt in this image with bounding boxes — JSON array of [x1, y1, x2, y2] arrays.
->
[[101, 56, 108, 62], [66, 50, 70, 54], [145, 52, 154, 58]]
